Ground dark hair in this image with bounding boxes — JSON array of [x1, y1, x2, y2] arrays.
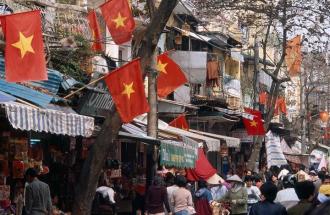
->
[[318, 171, 326, 182], [294, 181, 315, 200], [176, 175, 187, 187], [260, 182, 277, 202], [244, 175, 253, 182], [165, 172, 175, 186], [283, 175, 297, 189], [153, 176, 164, 186], [308, 200, 330, 215], [254, 176, 262, 183], [198, 180, 208, 189], [25, 168, 38, 178]]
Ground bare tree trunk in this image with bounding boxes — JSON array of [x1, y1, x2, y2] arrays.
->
[[72, 111, 122, 214], [147, 50, 158, 184], [72, 1, 178, 214], [247, 0, 288, 170]]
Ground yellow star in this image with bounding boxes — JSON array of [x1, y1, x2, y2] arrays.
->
[[250, 120, 258, 127], [121, 82, 135, 99], [156, 60, 168, 74], [11, 32, 35, 58], [112, 12, 127, 28]]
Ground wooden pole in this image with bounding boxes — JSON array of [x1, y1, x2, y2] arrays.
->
[[63, 75, 106, 99]]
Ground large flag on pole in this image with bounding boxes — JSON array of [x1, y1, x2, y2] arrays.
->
[[1, 10, 47, 82], [105, 59, 149, 123], [242, 108, 265, 136], [156, 53, 187, 98], [100, 0, 135, 45]]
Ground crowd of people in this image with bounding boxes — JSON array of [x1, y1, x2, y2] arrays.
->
[[127, 166, 330, 215]]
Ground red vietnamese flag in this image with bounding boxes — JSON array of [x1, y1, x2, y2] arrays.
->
[[169, 114, 189, 130], [2, 10, 47, 82], [87, 10, 103, 52], [105, 59, 149, 123], [100, 0, 135, 45], [156, 53, 187, 97], [242, 108, 265, 136]]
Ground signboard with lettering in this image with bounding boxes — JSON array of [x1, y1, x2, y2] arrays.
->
[[160, 137, 198, 168], [232, 129, 253, 143], [78, 80, 114, 117]]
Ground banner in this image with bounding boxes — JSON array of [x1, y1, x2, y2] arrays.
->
[[266, 131, 288, 168], [160, 136, 198, 168]]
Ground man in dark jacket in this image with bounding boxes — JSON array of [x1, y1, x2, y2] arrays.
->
[[287, 181, 315, 215], [25, 168, 52, 215], [249, 182, 287, 215], [145, 176, 171, 214]]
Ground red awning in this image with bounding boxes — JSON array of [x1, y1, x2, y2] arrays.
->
[[186, 148, 217, 181]]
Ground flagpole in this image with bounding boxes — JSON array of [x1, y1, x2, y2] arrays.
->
[[63, 75, 106, 99]]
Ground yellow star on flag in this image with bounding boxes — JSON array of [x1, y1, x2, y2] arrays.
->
[[11, 32, 35, 58], [112, 12, 127, 28], [250, 120, 258, 127], [156, 60, 168, 74], [121, 82, 135, 99]]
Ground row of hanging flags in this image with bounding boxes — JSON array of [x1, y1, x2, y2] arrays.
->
[[0, 0, 297, 127], [0, 0, 187, 123]]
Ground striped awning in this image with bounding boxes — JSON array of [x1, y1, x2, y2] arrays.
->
[[3, 102, 94, 137]]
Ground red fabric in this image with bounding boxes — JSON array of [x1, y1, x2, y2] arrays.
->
[[242, 108, 265, 136], [2, 10, 47, 82], [186, 148, 217, 181], [100, 0, 135, 45], [195, 199, 212, 215], [275, 97, 287, 115], [157, 53, 187, 98], [259, 92, 268, 105], [87, 10, 103, 52], [105, 59, 149, 123], [169, 114, 189, 130]]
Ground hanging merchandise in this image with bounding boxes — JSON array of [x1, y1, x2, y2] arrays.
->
[[12, 160, 24, 179], [181, 22, 190, 36], [206, 60, 220, 87]]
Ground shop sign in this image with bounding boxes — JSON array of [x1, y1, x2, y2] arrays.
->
[[78, 80, 114, 117], [232, 129, 253, 143], [160, 138, 198, 168]]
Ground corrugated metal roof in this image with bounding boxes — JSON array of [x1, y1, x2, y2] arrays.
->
[[0, 79, 53, 107], [0, 57, 63, 94], [0, 90, 16, 102]]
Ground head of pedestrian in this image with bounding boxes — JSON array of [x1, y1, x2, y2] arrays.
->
[[153, 175, 164, 186], [255, 176, 263, 189], [198, 180, 208, 189], [294, 181, 315, 202], [260, 182, 277, 203], [176, 175, 187, 188], [323, 175, 330, 185], [25, 168, 38, 183], [282, 174, 297, 189], [244, 175, 253, 188]]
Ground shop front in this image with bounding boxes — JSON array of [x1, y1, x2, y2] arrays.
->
[[0, 101, 94, 214]]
